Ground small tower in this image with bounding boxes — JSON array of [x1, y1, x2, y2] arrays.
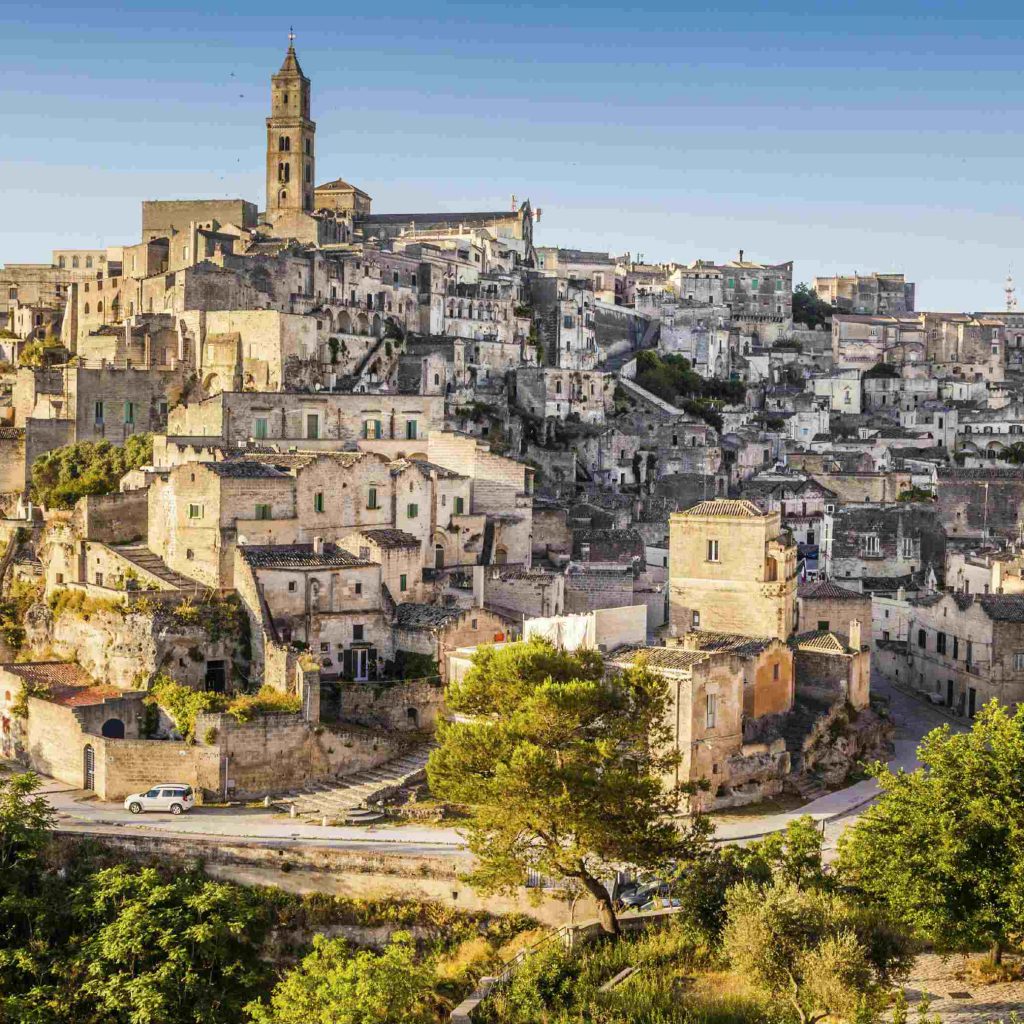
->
[[1006, 268, 1018, 313], [266, 32, 316, 219]]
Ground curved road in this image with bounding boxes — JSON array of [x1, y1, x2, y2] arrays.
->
[[31, 674, 960, 859]]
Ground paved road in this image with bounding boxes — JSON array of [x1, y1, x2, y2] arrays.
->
[[29, 671, 964, 858]]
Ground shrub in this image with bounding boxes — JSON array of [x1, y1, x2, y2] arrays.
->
[[148, 676, 229, 741], [48, 587, 126, 621], [225, 686, 302, 722], [30, 435, 153, 509]]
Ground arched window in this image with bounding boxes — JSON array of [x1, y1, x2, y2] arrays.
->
[[278, 162, 290, 183], [58, 256, 65, 268], [83, 302, 90, 315], [85, 256, 93, 268], [279, 190, 287, 203], [72, 256, 79, 268], [96, 301, 103, 314], [279, 135, 290, 151]]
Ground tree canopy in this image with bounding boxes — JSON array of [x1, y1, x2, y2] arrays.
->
[[248, 932, 438, 1024], [427, 639, 683, 935], [723, 882, 912, 1024], [792, 282, 836, 330], [30, 434, 153, 509], [837, 700, 1024, 961], [632, 350, 746, 431]]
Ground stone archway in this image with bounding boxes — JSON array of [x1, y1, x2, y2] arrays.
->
[[101, 718, 125, 739]]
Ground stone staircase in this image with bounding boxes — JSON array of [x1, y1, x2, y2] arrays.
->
[[114, 544, 206, 592], [274, 745, 432, 824]]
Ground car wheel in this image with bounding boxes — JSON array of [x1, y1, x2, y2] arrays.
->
[[128, 802, 142, 814], [169, 803, 183, 815]]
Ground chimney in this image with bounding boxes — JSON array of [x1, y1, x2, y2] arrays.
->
[[472, 565, 485, 608], [849, 619, 862, 651], [896, 585, 905, 603], [312, 536, 324, 555]]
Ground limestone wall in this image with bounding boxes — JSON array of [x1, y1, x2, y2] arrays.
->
[[333, 677, 444, 731]]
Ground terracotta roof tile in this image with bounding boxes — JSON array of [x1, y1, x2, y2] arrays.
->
[[678, 499, 766, 518]]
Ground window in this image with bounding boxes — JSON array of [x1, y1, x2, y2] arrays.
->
[[359, 546, 370, 559], [353, 624, 364, 641], [306, 413, 319, 440], [407, 503, 419, 518], [706, 539, 719, 562], [367, 486, 379, 510], [937, 632, 947, 655], [288, 580, 297, 592], [94, 401, 104, 424], [399, 573, 408, 592], [563, 315, 574, 329], [186, 549, 194, 560], [95, 572, 104, 587], [123, 401, 135, 425], [726, 277, 735, 288], [1015, 653, 1024, 672], [705, 693, 717, 730], [773, 663, 780, 681], [255, 504, 272, 520], [253, 417, 268, 440], [953, 636, 959, 659], [863, 534, 880, 556], [363, 419, 383, 439], [901, 537, 914, 559], [555, 380, 562, 395], [406, 420, 417, 440], [917, 629, 927, 649], [314, 492, 324, 513], [454, 496, 465, 515], [692, 610, 700, 628], [187, 503, 203, 520], [817, 620, 829, 631]]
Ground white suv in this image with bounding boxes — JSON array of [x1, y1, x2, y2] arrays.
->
[[124, 784, 196, 815]]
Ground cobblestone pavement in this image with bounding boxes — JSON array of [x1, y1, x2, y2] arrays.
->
[[897, 954, 1024, 1023]]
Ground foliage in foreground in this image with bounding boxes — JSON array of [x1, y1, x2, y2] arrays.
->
[[0, 771, 527, 1024], [428, 639, 684, 936], [148, 676, 301, 741], [723, 883, 912, 1024], [30, 434, 153, 509], [837, 700, 1024, 962]]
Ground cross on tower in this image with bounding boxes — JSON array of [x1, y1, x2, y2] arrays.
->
[[288, 26, 295, 46]]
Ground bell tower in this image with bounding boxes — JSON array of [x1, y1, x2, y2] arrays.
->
[[265, 32, 316, 219]]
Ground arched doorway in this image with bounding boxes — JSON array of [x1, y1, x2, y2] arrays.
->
[[434, 544, 445, 570], [495, 546, 508, 565], [101, 718, 125, 739], [83, 744, 95, 790]]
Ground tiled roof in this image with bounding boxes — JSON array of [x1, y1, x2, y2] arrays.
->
[[978, 594, 1024, 622], [203, 461, 291, 479], [608, 645, 709, 672], [241, 543, 376, 569], [393, 459, 465, 480], [1, 662, 93, 689], [679, 499, 765, 518], [798, 579, 866, 601], [684, 630, 778, 657], [315, 178, 371, 197], [791, 630, 857, 655], [937, 467, 1024, 480], [357, 528, 421, 549], [47, 684, 127, 707], [395, 603, 462, 628]]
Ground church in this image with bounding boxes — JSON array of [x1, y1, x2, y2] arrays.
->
[[261, 38, 535, 255]]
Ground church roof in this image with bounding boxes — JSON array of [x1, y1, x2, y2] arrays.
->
[[276, 44, 307, 79], [316, 178, 372, 198]]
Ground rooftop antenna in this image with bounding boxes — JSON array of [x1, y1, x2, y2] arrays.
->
[[1006, 267, 1018, 313]]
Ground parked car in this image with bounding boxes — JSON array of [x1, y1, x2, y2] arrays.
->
[[617, 880, 672, 909], [124, 784, 195, 815]]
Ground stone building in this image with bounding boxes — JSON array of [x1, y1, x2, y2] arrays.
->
[[822, 503, 946, 586], [813, 273, 915, 315], [936, 467, 1024, 542], [668, 499, 798, 640], [530, 276, 599, 370], [798, 578, 872, 636], [897, 591, 1024, 716]]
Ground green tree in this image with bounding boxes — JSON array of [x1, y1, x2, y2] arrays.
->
[[792, 283, 836, 330], [735, 815, 829, 890], [71, 866, 274, 1024], [723, 882, 912, 1024], [1002, 441, 1024, 465], [248, 932, 437, 1024], [30, 434, 153, 509], [897, 486, 935, 502], [427, 640, 682, 937], [838, 701, 1024, 963]]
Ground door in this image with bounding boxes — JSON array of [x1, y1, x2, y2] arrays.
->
[[968, 687, 977, 718], [353, 649, 369, 681], [946, 679, 954, 707], [306, 413, 319, 439], [83, 744, 95, 790], [434, 544, 444, 569], [159, 788, 179, 809], [205, 660, 226, 693]]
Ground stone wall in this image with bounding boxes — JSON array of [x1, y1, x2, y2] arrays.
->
[[564, 568, 634, 614], [96, 735, 222, 801], [198, 711, 402, 798], [77, 490, 148, 544], [332, 677, 444, 731]]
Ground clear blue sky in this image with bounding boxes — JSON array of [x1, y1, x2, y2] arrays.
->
[[2, 0, 1023, 310]]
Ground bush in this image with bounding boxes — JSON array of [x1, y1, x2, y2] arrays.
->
[[225, 686, 302, 722], [148, 676, 229, 741], [30, 435, 153, 509], [48, 587, 126, 621]]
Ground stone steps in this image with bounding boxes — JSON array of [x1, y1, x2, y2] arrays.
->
[[274, 744, 432, 823], [114, 544, 206, 591]]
